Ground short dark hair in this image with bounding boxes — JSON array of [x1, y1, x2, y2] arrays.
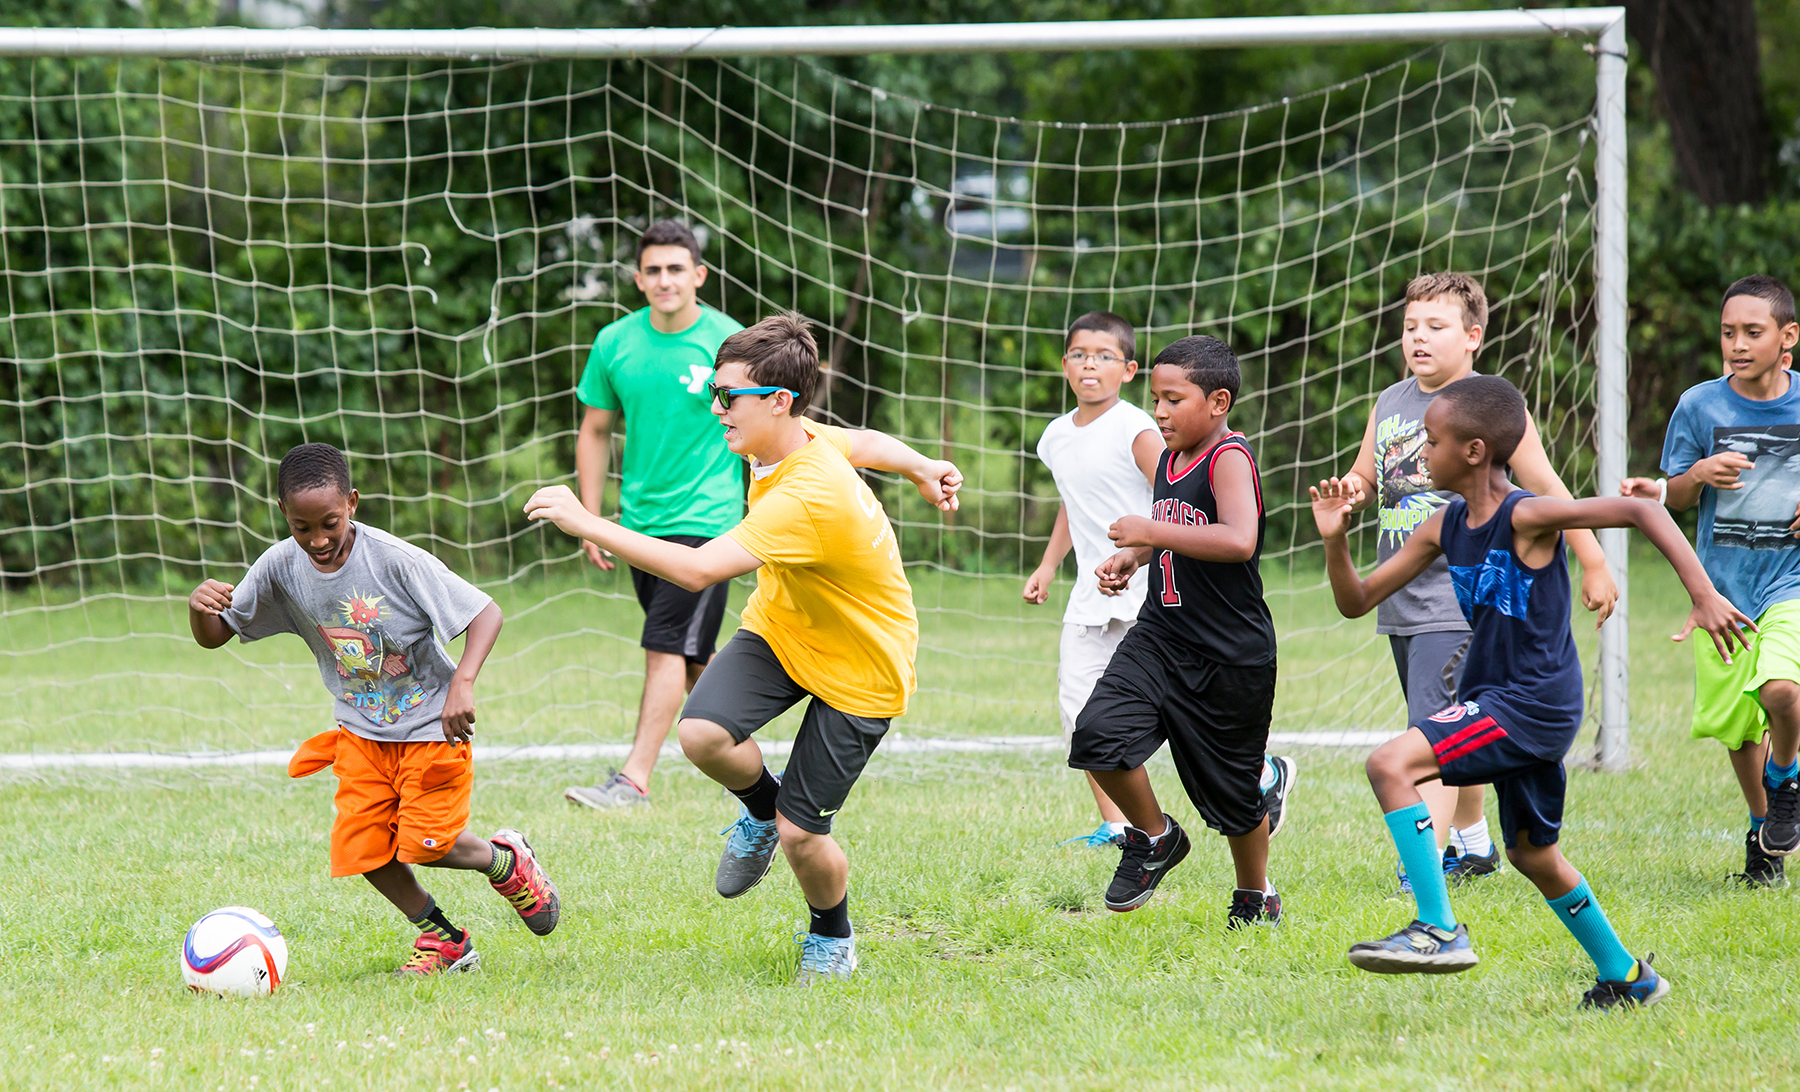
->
[[277, 442, 352, 503], [637, 219, 703, 266], [1152, 335, 1240, 404], [1066, 311, 1136, 361], [1434, 375, 1527, 466], [714, 312, 819, 415], [1722, 274, 1797, 327]]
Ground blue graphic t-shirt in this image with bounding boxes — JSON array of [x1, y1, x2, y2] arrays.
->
[[1661, 375, 1800, 619]]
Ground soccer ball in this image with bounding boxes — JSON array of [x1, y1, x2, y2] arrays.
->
[[180, 907, 288, 998]]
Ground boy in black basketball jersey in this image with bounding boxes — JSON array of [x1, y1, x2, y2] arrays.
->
[[1070, 336, 1283, 928]]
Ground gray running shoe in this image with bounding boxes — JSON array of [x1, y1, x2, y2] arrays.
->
[[716, 805, 781, 898], [794, 932, 857, 985], [564, 769, 649, 810]]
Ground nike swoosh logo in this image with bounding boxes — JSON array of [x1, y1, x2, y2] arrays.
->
[[1565, 897, 1590, 917], [818, 808, 840, 817], [1414, 818, 1433, 834]]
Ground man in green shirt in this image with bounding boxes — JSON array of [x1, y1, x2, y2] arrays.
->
[[563, 221, 746, 810]]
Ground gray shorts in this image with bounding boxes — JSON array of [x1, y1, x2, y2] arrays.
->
[[681, 630, 889, 835], [1389, 630, 1471, 728]]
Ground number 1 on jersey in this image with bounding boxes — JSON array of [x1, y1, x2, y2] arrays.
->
[[1158, 550, 1180, 606]]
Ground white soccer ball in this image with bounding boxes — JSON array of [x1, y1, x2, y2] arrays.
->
[[180, 907, 288, 998]]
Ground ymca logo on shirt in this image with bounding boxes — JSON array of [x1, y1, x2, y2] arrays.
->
[[678, 363, 712, 395]]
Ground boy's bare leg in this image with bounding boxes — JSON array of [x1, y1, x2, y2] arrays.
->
[[1418, 780, 1458, 851], [1760, 680, 1800, 768], [1086, 772, 1128, 826], [419, 829, 500, 871], [1728, 736, 1771, 815], [621, 650, 698, 789], [775, 817, 848, 909], [678, 716, 766, 790], [1506, 840, 1582, 900], [1226, 814, 1270, 891], [1088, 767, 1167, 833], [1452, 785, 1487, 832], [1365, 730, 1442, 812], [363, 858, 431, 918]]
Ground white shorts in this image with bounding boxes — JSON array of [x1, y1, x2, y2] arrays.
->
[[1058, 618, 1136, 750]]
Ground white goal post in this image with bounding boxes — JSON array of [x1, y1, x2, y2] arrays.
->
[[0, 8, 1633, 765]]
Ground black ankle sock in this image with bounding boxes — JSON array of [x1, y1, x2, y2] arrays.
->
[[729, 767, 781, 822], [407, 896, 466, 945], [807, 895, 852, 939]]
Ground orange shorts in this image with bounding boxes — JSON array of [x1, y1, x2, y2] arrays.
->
[[288, 727, 473, 878]]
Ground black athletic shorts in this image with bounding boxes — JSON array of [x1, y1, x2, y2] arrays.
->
[[630, 535, 729, 664], [1070, 624, 1276, 838], [681, 630, 889, 835], [1417, 697, 1570, 849]]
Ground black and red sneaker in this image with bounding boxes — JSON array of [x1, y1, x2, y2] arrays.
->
[[1104, 815, 1191, 911], [1227, 887, 1283, 930]]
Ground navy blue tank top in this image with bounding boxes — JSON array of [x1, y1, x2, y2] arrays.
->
[[1138, 433, 1277, 666], [1439, 489, 1583, 757]]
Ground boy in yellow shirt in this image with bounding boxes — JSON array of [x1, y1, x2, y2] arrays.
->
[[526, 313, 961, 984]]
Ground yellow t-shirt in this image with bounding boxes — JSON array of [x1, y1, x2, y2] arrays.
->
[[727, 421, 918, 718]]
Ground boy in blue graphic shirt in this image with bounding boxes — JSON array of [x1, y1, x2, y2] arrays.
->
[[1622, 275, 1800, 884], [1313, 376, 1751, 1008]]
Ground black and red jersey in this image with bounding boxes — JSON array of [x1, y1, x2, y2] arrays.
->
[[1138, 433, 1277, 666]]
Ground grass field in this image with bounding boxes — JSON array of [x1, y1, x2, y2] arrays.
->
[[3, 548, 1796, 1091]]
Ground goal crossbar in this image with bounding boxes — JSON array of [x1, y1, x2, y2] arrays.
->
[[0, 8, 1633, 768]]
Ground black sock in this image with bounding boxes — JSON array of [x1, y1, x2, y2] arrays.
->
[[729, 767, 781, 822], [407, 896, 466, 945], [807, 895, 852, 939]]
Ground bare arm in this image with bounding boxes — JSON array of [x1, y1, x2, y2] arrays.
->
[[1310, 477, 1444, 618], [1507, 416, 1618, 625], [525, 485, 760, 591], [1106, 447, 1260, 563], [1131, 428, 1164, 483], [574, 405, 618, 570], [846, 428, 962, 511], [188, 579, 237, 649], [1023, 505, 1072, 604], [1340, 408, 1381, 513], [440, 601, 503, 743]]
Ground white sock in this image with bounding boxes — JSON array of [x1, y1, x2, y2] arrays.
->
[[1258, 756, 1278, 793], [1103, 821, 1127, 837], [1263, 880, 1277, 898], [1144, 819, 1171, 843], [1456, 818, 1492, 857]]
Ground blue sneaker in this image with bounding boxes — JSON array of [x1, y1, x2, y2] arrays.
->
[[794, 931, 857, 985], [1581, 955, 1671, 1010], [716, 806, 781, 899], [1348, 919, 1479, 975], [1395, 862, 1413, 898], [1058, 822, 1125, 849]]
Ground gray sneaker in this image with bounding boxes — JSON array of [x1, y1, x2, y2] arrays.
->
[[564, 769, 649, 810], [716, 805, 781, 898], [794, 932, 857, 986]]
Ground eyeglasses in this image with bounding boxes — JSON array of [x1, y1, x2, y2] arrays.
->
[[708, 383, 798, 411], [1063, 351, 1128, 366]]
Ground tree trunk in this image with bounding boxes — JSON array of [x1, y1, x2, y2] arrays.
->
[[1625, 0, 1769, 206]]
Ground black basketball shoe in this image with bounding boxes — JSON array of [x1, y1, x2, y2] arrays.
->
[[1760, 776, 1800, 856], [1104, 815, 1191, 912], [1226, 887, 1283, 930], [1736, 827, 1785, 888], [1444, 843, 1501, 886]]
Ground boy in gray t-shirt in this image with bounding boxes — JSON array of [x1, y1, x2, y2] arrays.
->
[[1337, 274, 1617, 890], [188, 443, 561, 977]]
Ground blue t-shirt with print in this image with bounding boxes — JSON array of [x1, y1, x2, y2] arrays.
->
[[1660, 375, 1800, 618]]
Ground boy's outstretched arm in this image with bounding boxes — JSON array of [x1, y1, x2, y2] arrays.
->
[[1508, 417, 1618, 625], [1512, 495, 1756, 662], [524, 485, 762, 592], [189, 579, 237, 649], [845, 428, 962, 511], [1106, 446, 1259, 563], [1310, 478, 1444, 618], [441, 601, 502, 743], [1024, 505, 1072, 604], [1338, 406, 1382, 513]]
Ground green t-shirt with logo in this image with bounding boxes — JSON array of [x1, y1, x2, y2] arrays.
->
[[576, 306, 745, 538]]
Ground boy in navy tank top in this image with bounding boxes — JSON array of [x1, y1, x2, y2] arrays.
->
[[1312, 376, 1752, 1009], [1070, 336, 1283, 930]]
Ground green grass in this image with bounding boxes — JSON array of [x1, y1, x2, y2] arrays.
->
[[2, 547, 1792, 1090]]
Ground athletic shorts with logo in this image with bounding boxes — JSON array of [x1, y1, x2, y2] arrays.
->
[[1069, 624, 1275, 838], [1417, 697, 1571, 849], [1389, 630, 1470, 730], [1691, 598, 1800, 749], [630, 534, 729, 664], [1058, 618, 1135, 752], [287, 726, 474, 877], [681, 630, 888, 835]]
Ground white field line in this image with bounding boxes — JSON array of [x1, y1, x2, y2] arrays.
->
[[0, 731, 1399, 771]]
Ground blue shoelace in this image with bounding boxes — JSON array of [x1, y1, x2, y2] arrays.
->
[[1057, 823, 1123, 848], [796, 931, 854, 973], [720, 811, 779, 859]]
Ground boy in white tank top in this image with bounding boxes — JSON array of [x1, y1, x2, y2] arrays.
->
[[1027, 312, 1297, 847]]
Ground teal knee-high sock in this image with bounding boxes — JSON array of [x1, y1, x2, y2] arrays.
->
[[1546, 876, 1636, 982], [1384, 802, 1455, 930]]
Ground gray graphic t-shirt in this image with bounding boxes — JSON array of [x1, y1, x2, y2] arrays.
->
[[1371, 376, 1469, 636], [223, 523, 494, 743]]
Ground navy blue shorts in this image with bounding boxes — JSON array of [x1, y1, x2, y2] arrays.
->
[[1416, 698, 1567, 849]]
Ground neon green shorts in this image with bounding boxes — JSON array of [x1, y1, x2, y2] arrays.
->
[[1691, 599, 1800, 749]]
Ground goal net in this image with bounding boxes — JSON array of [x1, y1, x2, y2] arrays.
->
[[0, 44, 1600, 758]]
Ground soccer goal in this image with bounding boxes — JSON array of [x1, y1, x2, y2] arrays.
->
[[0, 10, 1632, 767]]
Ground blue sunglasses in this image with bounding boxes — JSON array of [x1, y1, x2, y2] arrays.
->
[[709, 383, 798, 411]]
